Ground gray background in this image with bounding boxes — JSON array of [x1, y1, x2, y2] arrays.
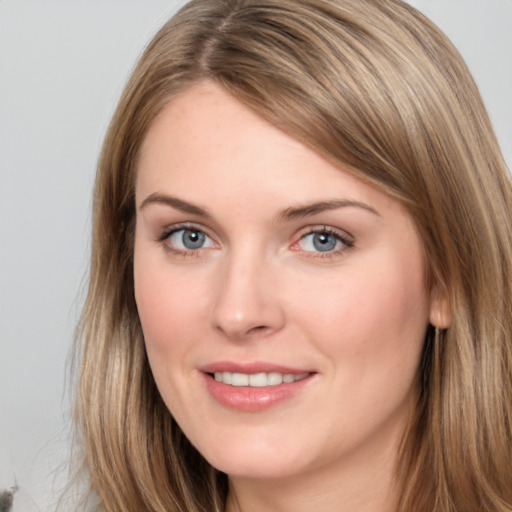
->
[[1, 1, 511, 511]]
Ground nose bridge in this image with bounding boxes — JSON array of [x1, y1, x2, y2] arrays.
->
[[210, 240, 284, 340]]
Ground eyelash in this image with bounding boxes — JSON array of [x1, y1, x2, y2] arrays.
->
[[291, 226, 354, 260], [156, 223, 355, 259], [157, 222, 216, 257]]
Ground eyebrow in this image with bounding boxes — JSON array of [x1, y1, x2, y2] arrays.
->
[[139, 193, 380, 220], [139, 193, 211, 217], [279, 199, 380, 220]]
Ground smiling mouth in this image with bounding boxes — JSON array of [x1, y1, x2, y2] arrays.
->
[[211, 371, 311, 387]]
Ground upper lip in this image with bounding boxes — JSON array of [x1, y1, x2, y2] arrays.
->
[[199, 361, 315, 375]]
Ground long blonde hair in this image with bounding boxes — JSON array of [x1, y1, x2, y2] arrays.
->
[[74, 0, 512, 510]]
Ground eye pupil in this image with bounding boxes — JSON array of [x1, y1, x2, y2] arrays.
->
[[182, 230, 205, 249], [313, 232, 337, 252]]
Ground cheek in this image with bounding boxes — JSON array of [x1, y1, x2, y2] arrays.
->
[[133, 250, 208, 362], [290, 255, 430, 377], [134, 268, 176, 348]]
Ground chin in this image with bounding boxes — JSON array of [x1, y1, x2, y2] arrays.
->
[[192, 431, 315, 481], [208, 454, 298, 480]]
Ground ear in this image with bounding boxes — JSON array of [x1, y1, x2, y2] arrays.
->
[[429, 286, 453, 328]]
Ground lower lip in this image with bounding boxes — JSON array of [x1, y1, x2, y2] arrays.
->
[[203, 373, 314, 412]]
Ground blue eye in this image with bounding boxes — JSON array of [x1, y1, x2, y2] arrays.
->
[[298, 230, 352, 253], [168, 228, 215, 251]]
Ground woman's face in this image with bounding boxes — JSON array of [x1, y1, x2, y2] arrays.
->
[[134, 80, 440, 482]]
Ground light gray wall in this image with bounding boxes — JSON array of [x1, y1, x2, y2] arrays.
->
[[0, 1, 510, 511]]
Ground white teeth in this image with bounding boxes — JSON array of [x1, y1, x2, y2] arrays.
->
[[231, 373, 249, 386], [213, 371, 309, 387], [249, 373, 267, 387], [267, 372, 283, 386]]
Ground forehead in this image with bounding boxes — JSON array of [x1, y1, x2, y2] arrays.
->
[[136, 80, 401, 219]]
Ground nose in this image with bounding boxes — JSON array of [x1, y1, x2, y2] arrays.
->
[[209, 248, 286, 341]]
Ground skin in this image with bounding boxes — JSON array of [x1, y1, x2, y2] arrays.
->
[[134, 80, 448, 512]]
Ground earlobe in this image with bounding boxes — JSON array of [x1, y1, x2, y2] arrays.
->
[[429, 287, 453, 328]]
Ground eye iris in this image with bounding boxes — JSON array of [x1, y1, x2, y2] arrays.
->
[[182, 230, 205, 249], [313, 232, 337, 252]]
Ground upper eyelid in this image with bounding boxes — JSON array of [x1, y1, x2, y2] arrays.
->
[[294, 225, 355, 242], [160, 222, 215, 238]]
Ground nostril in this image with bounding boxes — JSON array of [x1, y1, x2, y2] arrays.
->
[[247, 325, 270, 336]]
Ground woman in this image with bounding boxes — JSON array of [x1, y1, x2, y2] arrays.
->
[[73, 0, 512, 510]]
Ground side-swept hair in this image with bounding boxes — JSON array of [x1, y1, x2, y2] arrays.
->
[[74, 1, 512, 510]]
